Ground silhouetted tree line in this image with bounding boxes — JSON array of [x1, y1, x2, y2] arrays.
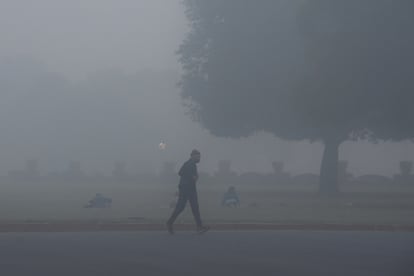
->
[[4, 159, 414, 186]]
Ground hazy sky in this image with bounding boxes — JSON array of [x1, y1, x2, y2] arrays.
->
[[0, 0, 412, 177], [0, 0, 186, 79]]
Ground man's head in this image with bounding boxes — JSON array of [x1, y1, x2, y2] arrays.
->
[[190, 149, 201, 163]]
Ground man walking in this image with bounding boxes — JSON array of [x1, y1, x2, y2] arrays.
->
[[166, 149, 209, 234]]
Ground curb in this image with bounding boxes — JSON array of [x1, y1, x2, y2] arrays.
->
[[0, 223, 413, 233]]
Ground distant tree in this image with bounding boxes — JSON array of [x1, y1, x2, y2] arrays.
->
[[112, 161, 128, 180], [399, 161, 413, 177], [179, 0, 414, 194], [270, 161, 290, 184], [65, 161, 85, 180], [214, 160, 237, 185], [394, 161, 414, 185]]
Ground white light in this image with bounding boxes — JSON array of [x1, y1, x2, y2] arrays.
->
[[159, 142, 167, 150]]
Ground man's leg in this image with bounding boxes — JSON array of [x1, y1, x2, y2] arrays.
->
[[167, 188, 188, 232], [188, 189, 203, 228]]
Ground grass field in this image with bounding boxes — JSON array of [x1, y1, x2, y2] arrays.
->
[[0, 180, 413, 225]]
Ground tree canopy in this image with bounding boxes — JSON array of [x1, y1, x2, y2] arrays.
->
[[179, 0, 414, 193]]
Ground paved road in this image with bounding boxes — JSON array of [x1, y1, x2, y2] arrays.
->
[[0, 231, 413, 276]]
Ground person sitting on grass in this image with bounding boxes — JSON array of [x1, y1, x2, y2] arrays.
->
[[84, 193, 112, 208], [222, 186, 240, 207]]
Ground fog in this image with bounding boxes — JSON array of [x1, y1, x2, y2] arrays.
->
[[1, 3, 413, 274], [0, 0, 412, 179]]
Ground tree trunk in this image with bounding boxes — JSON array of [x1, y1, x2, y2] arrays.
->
[[319, 138, 341, 195]]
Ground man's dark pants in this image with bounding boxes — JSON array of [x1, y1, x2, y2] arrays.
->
[[167, 185, 202, 227]]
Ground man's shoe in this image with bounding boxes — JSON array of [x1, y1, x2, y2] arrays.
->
[[166, 222, 174, 235], [196, 225, 210, 234]]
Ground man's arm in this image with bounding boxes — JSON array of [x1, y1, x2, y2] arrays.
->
[[178, 163, 185, 177], [193, 163, 198, 182]]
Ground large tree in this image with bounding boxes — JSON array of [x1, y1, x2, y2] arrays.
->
[[178, 0, 414, 194]]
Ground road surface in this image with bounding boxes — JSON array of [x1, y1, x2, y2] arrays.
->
[[1, 231, 413, 276]]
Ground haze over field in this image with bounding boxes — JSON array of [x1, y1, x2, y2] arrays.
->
[[0, 0, 413, 179]]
